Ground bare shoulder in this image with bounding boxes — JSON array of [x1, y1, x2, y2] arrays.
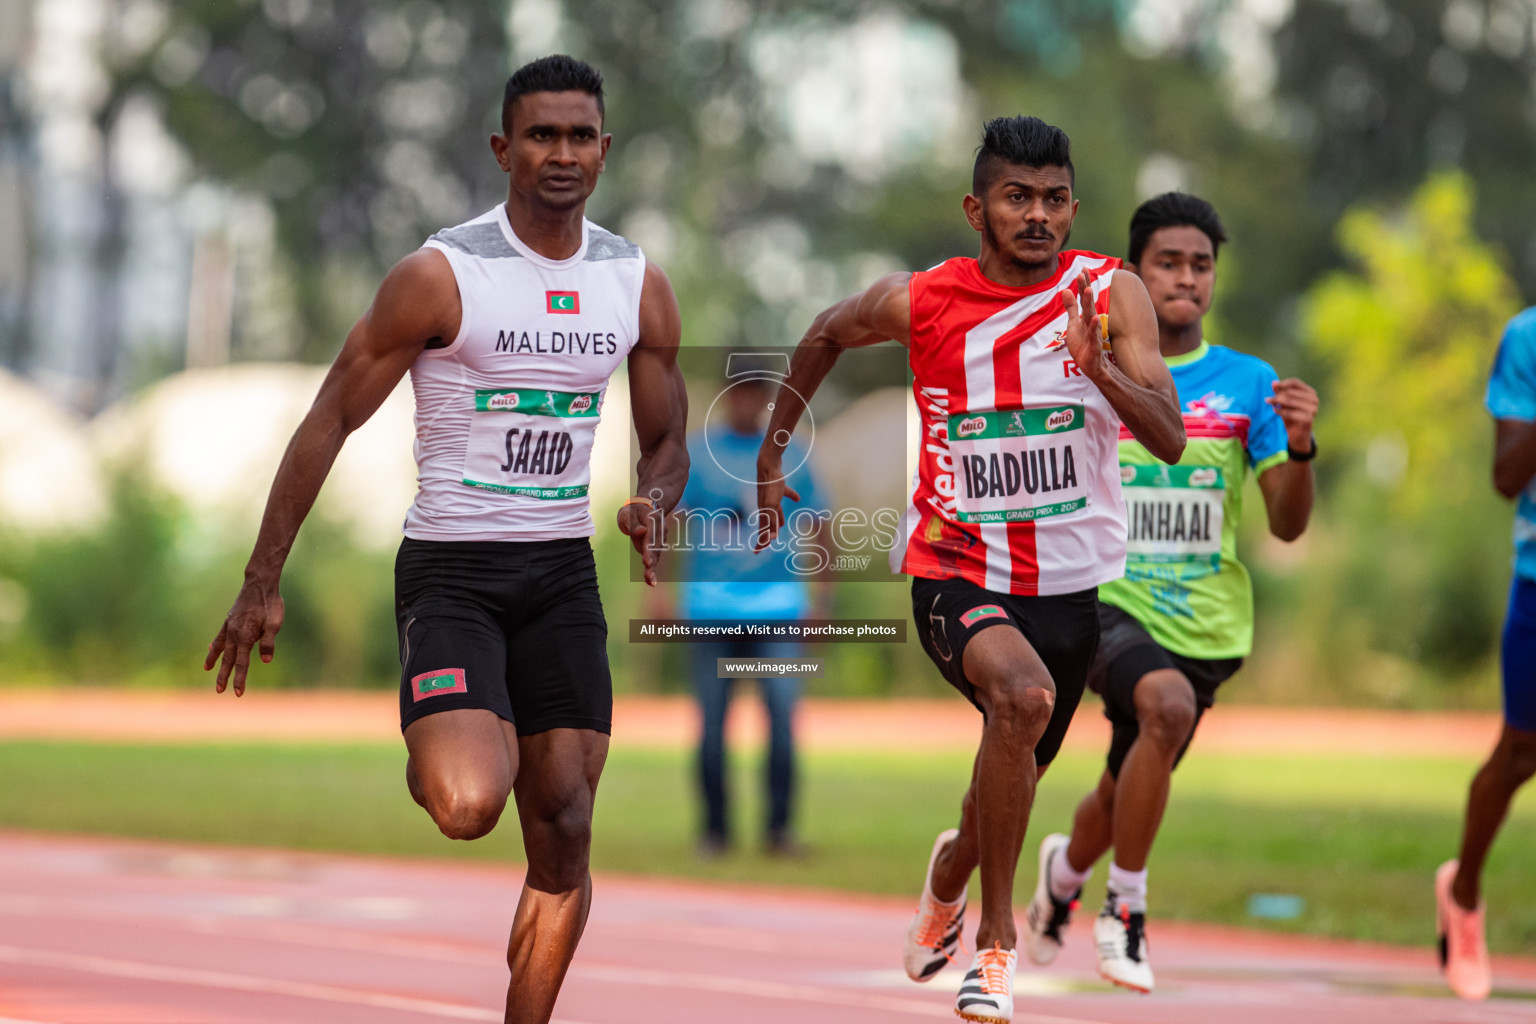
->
[[637, 260, 681, 350], [855, 271, 914, 342], [367, 247, 460, 347], [1108, 267, 1149, 300]]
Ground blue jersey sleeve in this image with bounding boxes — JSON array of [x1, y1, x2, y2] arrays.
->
[[1245, 363, 1289, 468], [1488, 311, 1536, 422]]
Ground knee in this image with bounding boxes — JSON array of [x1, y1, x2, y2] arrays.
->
[[1136, 675, 1197, 753], [1496, 731, 1536, 783], [428, 784, 508, 841], [988, 677, 1056, 736], [526, 799, 594, 892]]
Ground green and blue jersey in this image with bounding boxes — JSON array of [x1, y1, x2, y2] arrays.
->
[[1101, 341, 1290, 659]]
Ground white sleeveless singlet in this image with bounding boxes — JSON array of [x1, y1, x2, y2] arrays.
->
[[402, 204, 645, 542]]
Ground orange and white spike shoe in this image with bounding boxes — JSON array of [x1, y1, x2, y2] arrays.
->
[[902, 828, 967, 982], [1436, 859, 1492, 1001], [955, 943, 1016, 1023]]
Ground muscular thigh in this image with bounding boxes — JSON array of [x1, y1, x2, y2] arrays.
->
[[404, 708, 519, 807]]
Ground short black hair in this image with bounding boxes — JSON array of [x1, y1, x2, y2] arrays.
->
[[972, 116, 1074, 195], [502, 55, 604, 133], [1128, 192, 1227, 266]]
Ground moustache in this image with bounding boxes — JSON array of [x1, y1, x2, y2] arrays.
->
[[1014, 228, 1053, 241]]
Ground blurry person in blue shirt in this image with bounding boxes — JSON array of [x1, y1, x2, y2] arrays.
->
[[673, 366, 830, 856], [1436, 305, 1536, 1001]]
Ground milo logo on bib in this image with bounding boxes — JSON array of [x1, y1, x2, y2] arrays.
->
[[567, 394, 593, 415], [945, 405, 1089, 523], [487, 393, 520, 411]]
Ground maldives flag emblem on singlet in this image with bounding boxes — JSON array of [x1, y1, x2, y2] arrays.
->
[[547, 291, 580, 313]]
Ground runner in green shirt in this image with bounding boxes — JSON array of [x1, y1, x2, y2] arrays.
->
[[1021, 193, 1320, 992]]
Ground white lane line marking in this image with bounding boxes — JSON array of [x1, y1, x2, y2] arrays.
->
[[568, 962, 1116, 1024], [0, 944, 511, 1022], [0, 1016, 56, 1023]]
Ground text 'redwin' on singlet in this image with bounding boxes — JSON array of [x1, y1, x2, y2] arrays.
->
[[404, 204, 645, 542], [895, 251, 1128, 596]]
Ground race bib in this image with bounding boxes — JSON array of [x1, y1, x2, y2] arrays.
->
[[946, 405, 1089, 523], [461, 387, 603, 499], [1121, 464, 1224, 567]]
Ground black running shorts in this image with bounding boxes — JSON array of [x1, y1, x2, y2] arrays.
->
[[1088, 601, 1242, 778], [911, 575, 1100, 767], [394, 536, 612, 736]]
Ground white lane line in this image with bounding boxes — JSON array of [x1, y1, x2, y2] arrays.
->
[[0, 1016, 56, 1024], [0, 944, 513, 1022], [569, 961, 1115, 1024]]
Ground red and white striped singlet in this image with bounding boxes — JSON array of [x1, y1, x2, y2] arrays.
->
[[892, 251, 1129, 596]]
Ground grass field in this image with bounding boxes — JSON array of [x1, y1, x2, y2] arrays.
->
[[1, 739, 1532, 953]]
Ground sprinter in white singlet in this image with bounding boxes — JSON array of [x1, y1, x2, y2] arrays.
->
[[205, 57, 688, 1024]]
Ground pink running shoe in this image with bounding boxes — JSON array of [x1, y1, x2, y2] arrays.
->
[[1435, 859, 1491, 1001]]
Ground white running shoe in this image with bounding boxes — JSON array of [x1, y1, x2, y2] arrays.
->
[[902, 828, 967, 982], [1094, 894, 1154, 993], [1024, 832, 1081, 965], [955, 944, 1016, 1023]]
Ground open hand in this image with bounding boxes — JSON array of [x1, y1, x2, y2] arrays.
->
[[618, 499, 665, 586], [1061, 269, 1108, 379], [754, 457, 800, 552], [204, 580, 284, 696]]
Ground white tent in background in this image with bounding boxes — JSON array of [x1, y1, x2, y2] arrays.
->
[[86, 363, 635, 549], [0, 368, 105, 532]]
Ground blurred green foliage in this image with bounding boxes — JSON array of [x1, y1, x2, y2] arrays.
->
[[0, 477, 397, 689], [1239, 173, 1517, 706]]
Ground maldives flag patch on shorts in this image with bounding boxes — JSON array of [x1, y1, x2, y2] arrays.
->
[[547, 291, 580, 314], [960, 605, 1008, 627], [411, 667, 468, 702]]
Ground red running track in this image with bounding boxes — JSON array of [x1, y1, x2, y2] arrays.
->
[[1, 831, 1533, 1024]]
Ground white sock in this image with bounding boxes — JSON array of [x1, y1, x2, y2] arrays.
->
[[1107, 863, 1148, 913], [1048, 843, 1092, 902]]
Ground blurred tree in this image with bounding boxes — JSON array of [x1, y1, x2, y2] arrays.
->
[[1271, 0, 1536, 302], [102, 0, 511, 358], [1299, 172, 1519, 690]]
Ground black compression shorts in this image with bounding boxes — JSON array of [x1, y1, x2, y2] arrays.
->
[[394, 536, 612, 736], [1087, 601, 1242, 778], [911, 575, 1100, 767]]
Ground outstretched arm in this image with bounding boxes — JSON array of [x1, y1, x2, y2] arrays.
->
[[755, 272, 912, 547], [1062, 268, 1185, 464], [1257, 378, 1318, 541], [618, 262, 688, 586], [204, 249, 459, 695]]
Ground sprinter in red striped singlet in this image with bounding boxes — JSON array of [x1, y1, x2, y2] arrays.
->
[[755, 117, 1184, 1023]]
